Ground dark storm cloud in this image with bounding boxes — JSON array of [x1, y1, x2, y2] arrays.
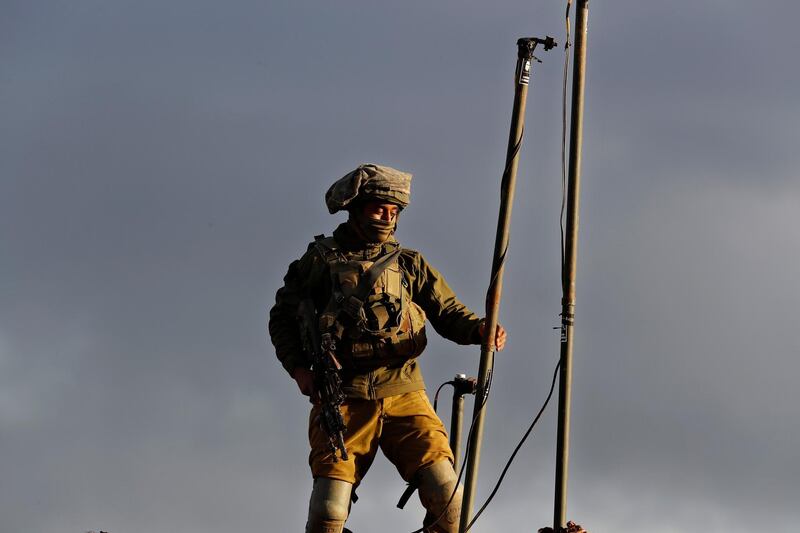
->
[[2, 1, 799, 532]]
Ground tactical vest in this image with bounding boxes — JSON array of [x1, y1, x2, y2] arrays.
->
[[312, 235, 428, 368]]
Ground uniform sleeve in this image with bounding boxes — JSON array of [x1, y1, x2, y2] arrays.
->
[[267, 248, 328, 376], [408, 251, 483, 345]]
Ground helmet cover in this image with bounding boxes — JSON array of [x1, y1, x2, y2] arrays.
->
[[325, 164, 412, 214]]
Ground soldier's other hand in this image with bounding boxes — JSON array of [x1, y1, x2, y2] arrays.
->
[[291, 367, 317, 400], [479, 322, 507, 351]]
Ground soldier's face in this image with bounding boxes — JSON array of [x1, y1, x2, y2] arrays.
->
[[362, 202, 399, 222], [351, 201, 400, 243]]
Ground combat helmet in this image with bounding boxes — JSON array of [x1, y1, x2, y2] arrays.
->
[[325, 164, 412, 214]]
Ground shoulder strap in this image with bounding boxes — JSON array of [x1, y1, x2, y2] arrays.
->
[[312, 234, 341, 263], [340, 248, 402, 320], [355, 248, 401, 299]]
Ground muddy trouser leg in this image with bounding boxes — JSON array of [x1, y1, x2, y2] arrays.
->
[[417, 460, 463, 533], [305, 477, 353, 533]]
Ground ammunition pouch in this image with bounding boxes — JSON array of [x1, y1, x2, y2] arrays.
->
[[313, 235, 428, 369]]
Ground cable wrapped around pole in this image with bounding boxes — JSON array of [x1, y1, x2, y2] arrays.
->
[[458, 36, 554, 533]]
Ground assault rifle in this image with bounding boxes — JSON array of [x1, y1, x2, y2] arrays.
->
[[297, 299, 348, 462]]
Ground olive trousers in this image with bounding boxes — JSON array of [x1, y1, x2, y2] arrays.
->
[[308, 389, 454, 485]]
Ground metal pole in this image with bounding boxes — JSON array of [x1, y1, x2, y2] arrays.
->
[[450, 387, 465, 467], [459, 36, 555, 533], [450, 375, 467, 466], [449, 374, 477, 466], [554, 0, 589, 530]]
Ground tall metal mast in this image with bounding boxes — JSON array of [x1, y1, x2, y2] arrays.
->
[[554, 0, 590, 530], [459, 36, 555, 533]]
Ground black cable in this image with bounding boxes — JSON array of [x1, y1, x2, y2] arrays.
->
[[433, 380, 455, 413], [561, 0, 572, 277], [487, 128, 523, 304], [464, 359, 561, 532]]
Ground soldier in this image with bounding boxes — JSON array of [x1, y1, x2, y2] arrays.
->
[[269, 164, 506, 533]]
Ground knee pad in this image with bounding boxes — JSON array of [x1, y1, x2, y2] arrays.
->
[[417, 461, 463, 533], [306, 478, 352, 533]]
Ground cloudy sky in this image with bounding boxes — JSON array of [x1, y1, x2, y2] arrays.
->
[[2, 1, 799, 532]]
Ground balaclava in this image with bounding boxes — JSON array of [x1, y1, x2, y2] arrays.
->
[[349, 202, 399, 244]]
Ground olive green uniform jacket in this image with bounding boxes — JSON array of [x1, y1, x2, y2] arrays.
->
[[268, 222, 483, 400]]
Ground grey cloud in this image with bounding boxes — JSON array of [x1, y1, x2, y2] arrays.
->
[[2, 1, 799, 532]]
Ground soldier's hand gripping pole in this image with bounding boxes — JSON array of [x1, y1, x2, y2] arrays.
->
[[458, 36, 555, 533]]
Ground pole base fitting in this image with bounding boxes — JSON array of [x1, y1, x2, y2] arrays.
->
[[453, 374, 478, 396], [538, 521, 588, 533]]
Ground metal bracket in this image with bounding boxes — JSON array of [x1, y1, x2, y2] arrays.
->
[[516, 36, 557, 84], [453, 373, 478, 397]]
